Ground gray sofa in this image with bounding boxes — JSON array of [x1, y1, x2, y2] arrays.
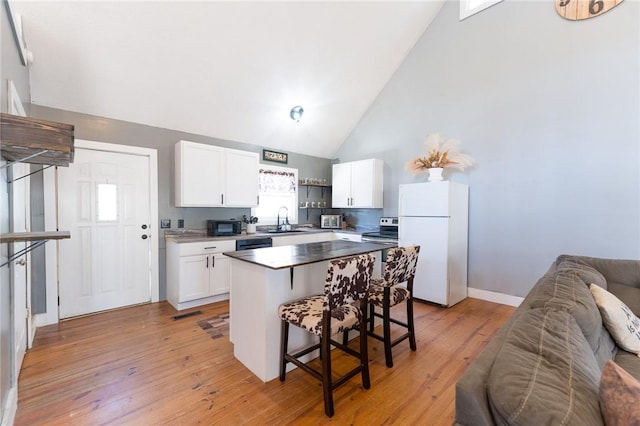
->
[[455, 254, 640, 426]]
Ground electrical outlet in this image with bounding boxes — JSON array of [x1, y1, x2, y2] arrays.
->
[[178, 219, 184, 228], [160, 219, 171, 228]]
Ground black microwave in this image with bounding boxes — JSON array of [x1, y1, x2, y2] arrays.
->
[[207, 220, 242, 237]]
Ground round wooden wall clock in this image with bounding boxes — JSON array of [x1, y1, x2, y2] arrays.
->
[[556, 0, 624, 20]]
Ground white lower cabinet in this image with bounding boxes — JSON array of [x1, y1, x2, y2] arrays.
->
[[166, 240, 236, 310]]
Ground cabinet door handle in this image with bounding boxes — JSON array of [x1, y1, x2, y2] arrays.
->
[[212, 256, 215, 268], [221, 194, 224, 205], [206, 256, 209, 268]]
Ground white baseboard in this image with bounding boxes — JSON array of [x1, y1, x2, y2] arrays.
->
[[169, 293, 229, 312], [29, 314, 37, 348], [1, 386, 17, 426], [34, 312, 57, 328], [468, 287, 523, 307]]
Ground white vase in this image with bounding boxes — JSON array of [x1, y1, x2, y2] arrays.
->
[[246, 224, 256, 234], [428, 167, 444, 182]]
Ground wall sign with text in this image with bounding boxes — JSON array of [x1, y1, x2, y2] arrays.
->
[[262, 149, 288, 164], [556, 0, 624, 20]]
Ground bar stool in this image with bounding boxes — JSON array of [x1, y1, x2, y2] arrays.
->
[[366, 245, 421, 368], [278, 253, 375, 417]]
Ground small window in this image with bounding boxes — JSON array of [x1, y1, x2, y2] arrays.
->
[[460, 0, 502, 20], [252, 166, 298, 226]]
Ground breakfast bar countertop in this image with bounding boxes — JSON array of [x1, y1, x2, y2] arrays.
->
[[223, 239, 396, 270]]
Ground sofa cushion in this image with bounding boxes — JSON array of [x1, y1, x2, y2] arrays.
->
[[608, 282, 640, 316], [556, 255, 640, 292], [614, 349, 640, 381], [557, 259, 608, 288], [487, 308, 602, 426], [590, 284, 640, 357], [598, 360, 640, 426], [527, 263, 616, 365]]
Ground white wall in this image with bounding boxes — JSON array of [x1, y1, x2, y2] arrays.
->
[[336, 1, 640, 297]]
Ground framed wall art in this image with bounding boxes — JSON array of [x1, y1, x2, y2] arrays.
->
[[262, 149, 288, 164]]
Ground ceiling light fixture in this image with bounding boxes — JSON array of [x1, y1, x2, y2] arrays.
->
[[289, 105, 304, 122]]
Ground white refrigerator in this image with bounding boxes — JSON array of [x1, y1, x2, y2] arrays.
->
[[398, 181, 469, 307]]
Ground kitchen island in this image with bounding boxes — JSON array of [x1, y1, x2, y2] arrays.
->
[[224, 240, 395, 382]]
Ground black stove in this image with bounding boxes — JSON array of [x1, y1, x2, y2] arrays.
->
[[361, 217, 398, 243]]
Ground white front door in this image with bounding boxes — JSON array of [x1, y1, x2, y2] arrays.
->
[[10, 162, 30, 378], [57, 147, 153, 318]]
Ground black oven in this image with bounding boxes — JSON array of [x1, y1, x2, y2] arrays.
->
[[207, 220, 242, 237]]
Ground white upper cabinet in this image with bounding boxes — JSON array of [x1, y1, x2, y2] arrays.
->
[[332, 159, 383, 208], [176, 141, 224, 207], [224, 149, 259, 207], [175, 140, 259, 207], [332, 162, 352, 208]]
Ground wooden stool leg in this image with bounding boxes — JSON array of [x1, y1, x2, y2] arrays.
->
[[359, 303, 371, 389], [321, 315, 334, 417], [368, 303, 375, 333], [279, 320, 289, 381], [407, 294, 417, 351], [383, 288, 393, 368]]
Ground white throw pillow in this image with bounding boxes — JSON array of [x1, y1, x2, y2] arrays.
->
[[589, 283, 640, 357]]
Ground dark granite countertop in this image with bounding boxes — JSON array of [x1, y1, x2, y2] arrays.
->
[[223, 239, 396, 270]]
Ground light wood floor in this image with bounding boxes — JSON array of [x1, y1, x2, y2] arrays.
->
[[16, 297, 514, 425]]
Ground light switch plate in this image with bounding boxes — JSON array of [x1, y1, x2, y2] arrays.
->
[[160, 219, 171, 228]]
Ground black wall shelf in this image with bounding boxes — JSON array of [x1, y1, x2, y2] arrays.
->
[[298, 182, 331, 220]]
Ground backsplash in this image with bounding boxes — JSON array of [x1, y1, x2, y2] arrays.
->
[[169, 207, 251, 231], [340, 209, 383, 232]]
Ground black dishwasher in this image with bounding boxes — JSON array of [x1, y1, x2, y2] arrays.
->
[[236, 237, 273, 251]]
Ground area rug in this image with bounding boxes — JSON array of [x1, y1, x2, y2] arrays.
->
[[197, 312, 230, 340]]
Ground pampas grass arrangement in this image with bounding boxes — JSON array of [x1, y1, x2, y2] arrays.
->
[[406, 133, 474, 175]]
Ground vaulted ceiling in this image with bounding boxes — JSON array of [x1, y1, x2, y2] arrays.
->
[[10, 1, 444, 158]]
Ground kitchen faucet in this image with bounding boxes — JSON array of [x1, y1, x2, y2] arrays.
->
[[276, 206, 289, 231]]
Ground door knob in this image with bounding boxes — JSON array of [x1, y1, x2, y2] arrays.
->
[[141, 235, 149, 240], [16, 258, 26, 266]]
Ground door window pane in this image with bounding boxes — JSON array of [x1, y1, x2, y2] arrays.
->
[[97, 183, 118, 221]]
